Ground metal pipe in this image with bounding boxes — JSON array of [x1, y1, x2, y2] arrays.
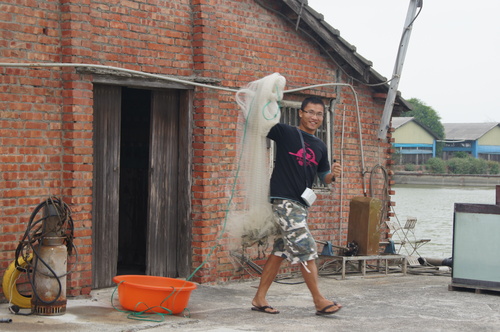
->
[[496, 185, 499, 206], [0, 62, 238, 92], [377, 0, 423, 139]]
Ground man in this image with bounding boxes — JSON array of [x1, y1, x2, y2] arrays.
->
[[251, 96, 342, 315]]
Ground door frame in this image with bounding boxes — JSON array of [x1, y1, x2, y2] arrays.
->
[[91, 78, 193, 288]]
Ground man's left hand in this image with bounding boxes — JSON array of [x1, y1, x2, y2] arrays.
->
[[332, 162, 341, 178]]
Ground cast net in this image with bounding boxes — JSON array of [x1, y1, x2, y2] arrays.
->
[[226, 73, 286, 248]]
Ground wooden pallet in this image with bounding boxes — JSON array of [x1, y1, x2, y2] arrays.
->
[[449, 282, 500, 295]]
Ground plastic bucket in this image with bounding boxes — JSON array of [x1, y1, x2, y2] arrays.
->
[[112, 275, 197, 314]]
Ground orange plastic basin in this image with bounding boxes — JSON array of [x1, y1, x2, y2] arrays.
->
[[112, 275, 197, 315]]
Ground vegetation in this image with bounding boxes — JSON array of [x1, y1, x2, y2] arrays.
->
[[487, 161, 500, 174], [446, 157, 487, 174], [404, 163, 416, 171], [397, 157, 500, 175], [402, 98, 445, 155], [408, 156, 500, 175], [425, 157, 447, 174], [452, 151, 469, 159], [403, 98, 445, 139]]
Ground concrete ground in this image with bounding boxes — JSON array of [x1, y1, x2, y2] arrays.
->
[[1, 268, 500, 332]]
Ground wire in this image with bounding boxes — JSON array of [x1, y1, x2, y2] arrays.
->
[[367, 164, 390, 226]]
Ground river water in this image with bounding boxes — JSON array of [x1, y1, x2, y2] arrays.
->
[[389, 185, 497, 259]]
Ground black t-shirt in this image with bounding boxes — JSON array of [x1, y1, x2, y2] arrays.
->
[[267, 123, 330, 205]]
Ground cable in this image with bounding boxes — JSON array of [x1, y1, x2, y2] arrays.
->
[[388, 1, 423, 81], [367, 164, 390, 226]]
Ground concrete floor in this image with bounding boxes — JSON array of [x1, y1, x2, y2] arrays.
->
[[1, 268, 500, 332]]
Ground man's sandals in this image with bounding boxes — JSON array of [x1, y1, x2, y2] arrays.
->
[[315, 302, 342, 316], [251, 305, 280, 314], [251, 301, 342, 315]]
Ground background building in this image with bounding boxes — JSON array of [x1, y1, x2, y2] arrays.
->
[[392, 117, 438, 165], [442, 123, 500, 161]]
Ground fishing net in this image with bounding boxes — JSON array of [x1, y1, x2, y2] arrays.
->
[[226, 73, 286, 248]]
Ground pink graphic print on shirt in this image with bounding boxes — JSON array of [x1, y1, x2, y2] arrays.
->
[[288, 144, 318, 167]]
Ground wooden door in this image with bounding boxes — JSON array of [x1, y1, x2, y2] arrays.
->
[[92, 84, 121, 288], [147, 90, 180, 277]]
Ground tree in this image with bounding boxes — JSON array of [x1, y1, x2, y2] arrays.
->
[[402, 98, 445, 140], [401, 98, 445, 156]]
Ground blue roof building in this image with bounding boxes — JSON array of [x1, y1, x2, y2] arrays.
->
[[442, 123, 500, 161], [392, 117, 439, 165]]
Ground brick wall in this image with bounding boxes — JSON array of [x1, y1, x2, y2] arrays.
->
[[0, 0, 394, 298], [1, 0, 67, 299]]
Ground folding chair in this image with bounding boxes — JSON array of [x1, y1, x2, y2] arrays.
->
[[386, 217, 430, 266]]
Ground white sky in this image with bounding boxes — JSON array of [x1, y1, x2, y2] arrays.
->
[[307, 0, 500, 123]]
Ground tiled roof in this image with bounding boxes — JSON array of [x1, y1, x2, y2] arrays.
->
[[261, 0, 411, 112]]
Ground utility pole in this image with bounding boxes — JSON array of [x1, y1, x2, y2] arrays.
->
[[377, 0, 423, 140]]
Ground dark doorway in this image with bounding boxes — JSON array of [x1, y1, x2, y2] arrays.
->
[[117, 87, 151, 275]]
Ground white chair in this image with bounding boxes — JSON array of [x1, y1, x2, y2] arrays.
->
[[386, 217, 430, 265]]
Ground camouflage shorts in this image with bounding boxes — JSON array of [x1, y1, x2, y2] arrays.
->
[[271, 199, 318, 264]]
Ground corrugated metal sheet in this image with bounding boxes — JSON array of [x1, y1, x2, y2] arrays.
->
[[443, 123, 500, 140]]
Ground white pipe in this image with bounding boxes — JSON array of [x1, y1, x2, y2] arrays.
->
[[0, 62, 239, 92]]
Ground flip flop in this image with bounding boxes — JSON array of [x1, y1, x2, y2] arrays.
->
[[251, 305, 280, 314], [315, 302, 342, 316]]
